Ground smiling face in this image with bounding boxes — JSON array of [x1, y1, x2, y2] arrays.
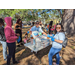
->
[[56, 25, 61, 32]]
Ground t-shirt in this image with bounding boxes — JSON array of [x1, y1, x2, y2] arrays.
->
[[52, 32, 65, 49], [30, 26, 43, 33]]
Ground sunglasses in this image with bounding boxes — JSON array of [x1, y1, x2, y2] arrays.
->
[[56, 27, 61, 29]]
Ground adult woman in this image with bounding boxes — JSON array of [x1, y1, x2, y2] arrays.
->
[[48, 23, 65, 65], [4, 17, 19, 65], [49, 21, 53, 34], [14, 19, 23, 47]]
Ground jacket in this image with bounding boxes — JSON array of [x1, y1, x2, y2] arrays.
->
[[0, 27, 6, 41], [4, 17, 17, 43]]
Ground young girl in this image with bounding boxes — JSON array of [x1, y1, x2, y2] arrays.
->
[[47, 23, 65, 65], [4, 17, 19, 65]]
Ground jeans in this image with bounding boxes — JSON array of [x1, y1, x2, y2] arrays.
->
[[0, 41, 7, 60], [7, 42, 16, 65], [48, 47, 61, 65]]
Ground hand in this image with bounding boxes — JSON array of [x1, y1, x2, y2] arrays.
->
[[51, 37, 55, 42], [16, 33, 20, 36], [47, 34, 51, 38], [27, 31, 29, 34], [18, 27, 22, 30], [17, 36, 19, 39]]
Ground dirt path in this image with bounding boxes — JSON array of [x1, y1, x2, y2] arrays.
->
[[0, 27, 75, 65]]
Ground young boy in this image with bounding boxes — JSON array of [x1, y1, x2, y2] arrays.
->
[[0, 18, 7, 61]]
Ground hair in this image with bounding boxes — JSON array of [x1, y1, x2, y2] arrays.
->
[[31, 25, 34, 27], [32, 22, 35, 25], [55, 23, 64, 34], [49, 21, 53, 26], [0, 18, 4, 25], [36, 21, 39, 23], [16, 19, 22, 24]]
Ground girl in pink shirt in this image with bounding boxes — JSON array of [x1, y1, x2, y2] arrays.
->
[[4, 17, 19, 65]]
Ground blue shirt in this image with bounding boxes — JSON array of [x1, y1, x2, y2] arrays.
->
[[52, 32, 65, 49], [30, 26, 43, 33]]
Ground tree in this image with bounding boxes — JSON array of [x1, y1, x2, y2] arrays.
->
[[62, 9, 75, 36]]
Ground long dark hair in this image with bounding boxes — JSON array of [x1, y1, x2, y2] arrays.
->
[[16, 19, 22, 24], [55, 23, 64, 34], [49, 21, 53, 27], [16, 19, 22, 28], [0, 18, 4, 26]]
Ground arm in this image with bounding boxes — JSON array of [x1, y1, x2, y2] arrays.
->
[[51, 33, 65, 43], [42, 32, 47, 36], [14, 24, 18, 30], [39, 28, 47, 36], [5, 28, 18, 41], [0, 27, 5, 35], [55, 39, 63, 43]]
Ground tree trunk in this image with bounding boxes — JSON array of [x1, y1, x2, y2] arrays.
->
[[62, 9, 75, 36]]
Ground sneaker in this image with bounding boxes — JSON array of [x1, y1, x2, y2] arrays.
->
[[13, 61, 20, 64]]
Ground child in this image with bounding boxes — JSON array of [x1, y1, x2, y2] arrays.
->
[[24, 32, 28, 43]]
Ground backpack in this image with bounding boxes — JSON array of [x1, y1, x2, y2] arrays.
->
[[62, 37, 68, 48], [58, 33, 68, 48]]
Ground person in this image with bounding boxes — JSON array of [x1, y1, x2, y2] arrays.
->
[[24, 32, 28, 44], [47, 23, 65, 65], [32, 22, 35, 26], [51, 25, 56, 34], [4, 17, 19, 65], [14, 19, 23, 47], [49, 21, 53, 34], [30, 21, 47, 36], [45, 24, 47, 31], [0, 18, 7, 61]]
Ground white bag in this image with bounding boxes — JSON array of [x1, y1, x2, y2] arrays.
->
[[32, 31, 39, 39]]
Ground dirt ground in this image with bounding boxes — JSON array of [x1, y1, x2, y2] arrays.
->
[[0, 25, 75, 65]]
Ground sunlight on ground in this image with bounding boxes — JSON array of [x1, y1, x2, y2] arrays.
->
[[0, 25, 75, 65]]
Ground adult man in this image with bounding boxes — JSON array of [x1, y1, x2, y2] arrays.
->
[[30, 21, 47, 36]]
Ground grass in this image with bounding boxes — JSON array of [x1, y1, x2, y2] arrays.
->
[[71, 46, 74, 49]]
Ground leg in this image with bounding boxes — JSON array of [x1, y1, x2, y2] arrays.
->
[[48, 47, 55, 65], [12, 42, 16, 63], [56, 53, 60, 65], [54, 48, 61, 65], [0, 41, 7, 60], [7, 42, 15, 65]]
